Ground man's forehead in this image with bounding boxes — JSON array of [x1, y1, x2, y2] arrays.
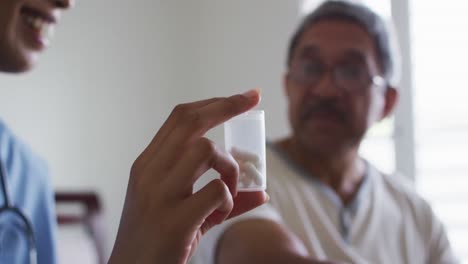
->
[[296, 21, 375, 57], [297, 44, 367, 62]]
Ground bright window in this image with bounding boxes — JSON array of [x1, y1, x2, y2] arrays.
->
[[411, 0, 468, 261]]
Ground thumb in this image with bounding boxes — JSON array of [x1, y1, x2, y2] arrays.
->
[[228, 191, 269, 219]]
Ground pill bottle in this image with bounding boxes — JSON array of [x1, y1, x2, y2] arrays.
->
[[224, 110, 266, 191]]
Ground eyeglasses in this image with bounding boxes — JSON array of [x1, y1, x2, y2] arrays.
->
[[289, 59, 386, 93]]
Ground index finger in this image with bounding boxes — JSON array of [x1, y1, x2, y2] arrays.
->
[[136, 97, 222, 167], [184, 89, 260, 140], [156, 89, 260, 166]]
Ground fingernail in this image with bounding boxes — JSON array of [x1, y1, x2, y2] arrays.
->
[[265, 192, 270, 202], [241, 89, 260, 100], [256, 88, 262, 103]]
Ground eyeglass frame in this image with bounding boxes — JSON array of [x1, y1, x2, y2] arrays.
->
[[287, 58, 387, 93]]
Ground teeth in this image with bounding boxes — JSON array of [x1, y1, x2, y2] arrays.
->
[[24, 15, 55, 42]]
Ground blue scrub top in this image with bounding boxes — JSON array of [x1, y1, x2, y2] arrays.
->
[[0, 120, 57, 264]]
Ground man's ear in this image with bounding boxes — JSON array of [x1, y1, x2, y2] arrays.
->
[[381, 86, 399, 120]]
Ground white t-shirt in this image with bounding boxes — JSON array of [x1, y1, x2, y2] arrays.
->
[[194, 145, 458, 264]]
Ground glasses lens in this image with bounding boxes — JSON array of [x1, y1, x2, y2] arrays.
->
[[291, 60, 324, 85], [335, 63, 369, 91]]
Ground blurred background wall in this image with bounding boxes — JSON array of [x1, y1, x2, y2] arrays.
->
[[0, 0, 467, 262]]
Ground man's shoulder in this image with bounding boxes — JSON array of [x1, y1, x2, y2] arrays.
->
[[372, 165, 434, 218], [194, 203, 282, 264], [265, 143, 303, 182], [377, 169, 418, 197]]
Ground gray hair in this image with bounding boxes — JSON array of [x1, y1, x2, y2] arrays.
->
[[287, 0, 401, 87]]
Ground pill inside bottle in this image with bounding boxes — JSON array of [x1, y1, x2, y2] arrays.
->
[[224, 110, 266, 191]]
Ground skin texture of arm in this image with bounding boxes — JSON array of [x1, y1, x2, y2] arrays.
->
[[217, 219, 336, 264]]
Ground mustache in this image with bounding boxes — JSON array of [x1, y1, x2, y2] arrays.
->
[[301, 100, 347, 122]]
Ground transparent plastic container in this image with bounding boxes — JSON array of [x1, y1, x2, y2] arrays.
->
[[224, 110, 266, 191]]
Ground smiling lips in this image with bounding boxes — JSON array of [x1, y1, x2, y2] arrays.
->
[[20, 7, 56, 48]]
